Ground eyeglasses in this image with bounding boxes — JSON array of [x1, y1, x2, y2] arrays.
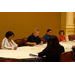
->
[[49, 32, 52, 33], [10, 36, 14, 38]]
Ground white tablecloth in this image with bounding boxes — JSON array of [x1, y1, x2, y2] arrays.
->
[[0, 41, 75, 59]]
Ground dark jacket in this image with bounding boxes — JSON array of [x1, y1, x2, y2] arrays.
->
[[38, 45, 64, 62], [27, 33, 41, 44]]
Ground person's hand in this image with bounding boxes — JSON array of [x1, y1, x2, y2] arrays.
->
[[14, 47, 17, 50], [46, 42, 47, 44], [72, 45, 75, 48], [33, 43, 37, 46], [40, 41, 43, 45], [62, 40, 66, 42]]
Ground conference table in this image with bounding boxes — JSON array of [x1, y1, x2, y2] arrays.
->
[[0, 41, 75, 62]]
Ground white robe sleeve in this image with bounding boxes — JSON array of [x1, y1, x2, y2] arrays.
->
[[11, 40, 18, 47], [2, 38, 14, 50]]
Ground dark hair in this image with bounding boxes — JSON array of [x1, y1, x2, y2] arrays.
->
[[5, 31, 14, 38], [47, 29, 52, 32], [59, 30, 65, 35], [47, 35, 59, 47], [47, 35, 61, 55]]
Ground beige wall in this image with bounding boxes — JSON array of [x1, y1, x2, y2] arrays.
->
[[0, 12, 61, 46], [61, 12, 75, 40]]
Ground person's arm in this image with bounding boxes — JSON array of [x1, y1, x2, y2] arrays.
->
[[61, 37, 66, 42], [57, 36, 61, 42], [11, 40, 18, 47], [46, 42, 47, 44], [72, 45, 75, 52], [38, 37, 43, 45], [40, 41, 43, 45], [62, 46, 65, 52], [26, 36, 37, 46], [64, 36, 66, 41], [11, 40, 18, 50], [38, 46, 48, 57], [26, 42, 37, 46], [2, 39, 14, 50], [43, 35, 47, 43]]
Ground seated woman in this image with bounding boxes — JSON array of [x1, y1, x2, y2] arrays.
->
[[57, 30, 66, 42], [1, 31, 18, 50], [38, 35, 64, 62]]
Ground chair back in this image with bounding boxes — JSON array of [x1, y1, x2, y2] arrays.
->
[[14, 39, 24, 47], [22, 38, 27, 46], [68, 34, 75, 41], [41, 38, 46, 44], [0, 58, 21, 62], [60, 51, 74, 62]]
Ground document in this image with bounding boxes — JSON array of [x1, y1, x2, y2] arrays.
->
[[43, 44, 47, 46], [17, 48, 21, 50], [66, 47, 72, 49]]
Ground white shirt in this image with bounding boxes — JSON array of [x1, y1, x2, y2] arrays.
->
[[1, 38, 18, 50]]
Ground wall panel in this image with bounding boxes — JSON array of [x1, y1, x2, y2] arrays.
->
[[0, 12, 61, 47]]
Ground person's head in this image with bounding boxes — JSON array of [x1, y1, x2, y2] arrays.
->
[[59, 30, 65, 36], [47, 35, 62, 57], [33, 29, 39, 37], [5, 31, 14, 40], [47, 29, 52, 36], [47, 35, 59, 47]]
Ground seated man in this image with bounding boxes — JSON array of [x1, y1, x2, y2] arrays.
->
[[26, 29, 43, 46], [43, 29, 52, 43]]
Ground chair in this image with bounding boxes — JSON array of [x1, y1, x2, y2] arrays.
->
[[0, 58, 21, 62], [60, 51, 74, 62], [22, 38, 27, 46], [41, 38, 46, 44], [0, 47, 1, 49], [14, 39, 24, 47], [68, 34, 75, 41]]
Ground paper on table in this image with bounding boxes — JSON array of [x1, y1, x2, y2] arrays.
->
[[66, 40, 69, 42], [34, 46, 39, 48], [66, 47, 72, 49], [33, 53, 38, 56], [17, 48, 21, 50], [73, 40, 75, 42], [43, 44, 47, 46]]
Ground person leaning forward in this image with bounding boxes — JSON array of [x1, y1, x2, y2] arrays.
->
[[26, 29, 43, 46], [1, 31, 18, 50]]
